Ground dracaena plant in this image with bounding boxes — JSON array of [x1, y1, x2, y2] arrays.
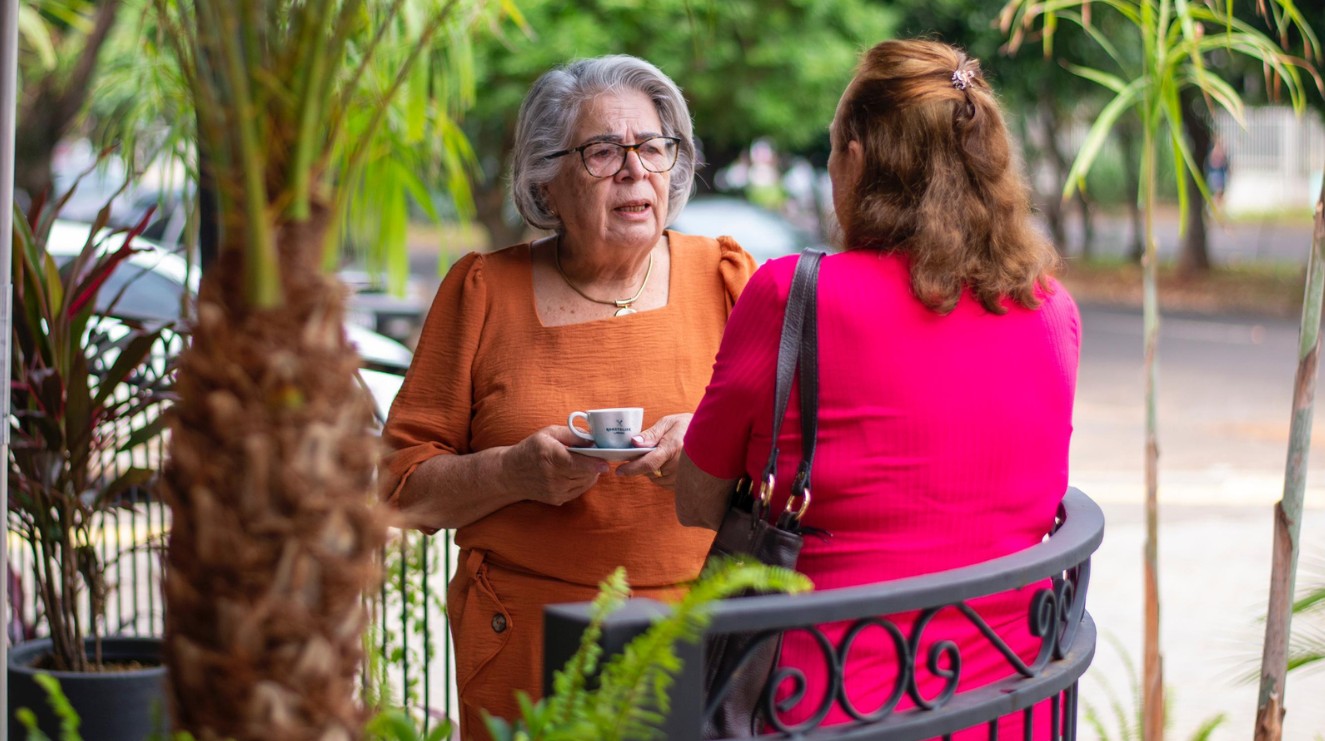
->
[[8, 194, 178, 672]]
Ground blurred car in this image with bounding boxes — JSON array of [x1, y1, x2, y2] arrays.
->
[[50, 153, 428, 346], [670, 195, 820, 264], [338, 268, 430, 347], [43, 220, 409, 421]]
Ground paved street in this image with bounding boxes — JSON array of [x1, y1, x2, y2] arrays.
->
[[1073, 301, 1325, 740]]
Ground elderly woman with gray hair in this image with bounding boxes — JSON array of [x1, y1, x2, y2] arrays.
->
[[380, 54, 755, 738]]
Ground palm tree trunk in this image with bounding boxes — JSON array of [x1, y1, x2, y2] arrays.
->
[[1141, 126, 1165, 741], [162, 208, 386, 740], [1252, 167, 1325, 741]]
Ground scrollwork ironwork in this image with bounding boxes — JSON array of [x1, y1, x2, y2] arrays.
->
[[706, 552, 1093, 737], [536, 490, 1103, 738], [837, 617, 910, 723]]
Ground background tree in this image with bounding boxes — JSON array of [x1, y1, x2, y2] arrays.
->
[[461, 0, 895, 247], [1001, 2, 1319, 741], [1178, 89, 1212, 274], [1175, 3, 1325, 275], [1258, 168, 1325, 741], [14, 0, 123, 200]]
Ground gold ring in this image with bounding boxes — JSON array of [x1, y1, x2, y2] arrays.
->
[[652, 469, 663, 478]]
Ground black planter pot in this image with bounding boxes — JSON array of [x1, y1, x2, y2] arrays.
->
[[8, 636, 168, 740]]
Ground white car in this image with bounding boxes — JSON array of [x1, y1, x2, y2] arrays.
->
[[43, 220, 409, 421], [670, 195, 820, 264]]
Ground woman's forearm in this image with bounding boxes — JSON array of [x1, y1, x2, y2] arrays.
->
[[393, 447, 524, 531], [675, 453, 735, 531]]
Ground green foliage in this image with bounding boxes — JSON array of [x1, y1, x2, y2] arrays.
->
[[364, 708, 454, 741], [1002, 0, 1320, 216], [15, 674, 81, 741], [122, 0, 510, 300], [1287, 560, 1325, 676], [15, 673, 195, 741], [8, 190, 178, 672], [363, 531, 449, 711], [1083, 634, 1142, 741], [17, 1, 87, 74], [465, 0, 896, 178], [484, 559, 812, 741], [1082, 634, 1226, 741]]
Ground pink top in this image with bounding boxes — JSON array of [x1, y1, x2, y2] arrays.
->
[[684, 248, 1080, 731]]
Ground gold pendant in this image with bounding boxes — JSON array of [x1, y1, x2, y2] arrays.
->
[[614, 306, 637, 317]]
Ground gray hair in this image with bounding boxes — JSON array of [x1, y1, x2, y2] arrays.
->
[[510, 55, 698, 232]]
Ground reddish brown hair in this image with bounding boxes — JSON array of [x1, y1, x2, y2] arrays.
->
[[834, 39, 1057, 314]]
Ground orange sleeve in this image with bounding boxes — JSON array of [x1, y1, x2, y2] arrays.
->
[[379, 252, 487, 505], [716, 235, 758, 310]]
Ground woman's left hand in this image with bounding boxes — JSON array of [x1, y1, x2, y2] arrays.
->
[[615, 413, 692, 488]]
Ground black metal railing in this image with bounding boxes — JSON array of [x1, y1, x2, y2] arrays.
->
[[6, 325, 462, 728], [369, 529, 457, 728], [544, 487, 1103, 740], [7, 328, 183, 643]]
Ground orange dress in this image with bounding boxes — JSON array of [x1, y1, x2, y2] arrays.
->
[[381, 232, 755, 739]]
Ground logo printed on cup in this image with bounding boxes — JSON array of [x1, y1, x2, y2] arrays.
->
[[568, 407, 644, 449]]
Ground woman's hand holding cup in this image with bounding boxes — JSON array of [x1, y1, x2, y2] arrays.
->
[[503, 426, 609, 506], [615, 412, 692, 487]]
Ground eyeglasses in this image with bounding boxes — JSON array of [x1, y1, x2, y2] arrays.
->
[[546, 136, 682, 178]]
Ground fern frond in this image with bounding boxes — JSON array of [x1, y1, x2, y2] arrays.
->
[[545, 567, 630, 727], [494, 559, 809, 740], [593, 558, 811, 739]]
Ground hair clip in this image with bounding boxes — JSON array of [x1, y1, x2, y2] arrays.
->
[[951, 69, 974, 91]]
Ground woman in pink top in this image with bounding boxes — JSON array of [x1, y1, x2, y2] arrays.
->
[[677, 39, 1080, 737]]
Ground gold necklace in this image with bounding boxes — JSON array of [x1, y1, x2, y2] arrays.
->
[[554, 237, 655, 317]]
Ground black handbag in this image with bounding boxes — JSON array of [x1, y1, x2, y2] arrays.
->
[[702, 247, 827, 739]]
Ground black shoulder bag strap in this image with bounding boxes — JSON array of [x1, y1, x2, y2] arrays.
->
[[701, 248, 827, 740], [784, 248, 821, 529], [755, 247, 824, 525]]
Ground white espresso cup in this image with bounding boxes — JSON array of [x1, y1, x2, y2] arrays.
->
[[568, 407, 644, 449]]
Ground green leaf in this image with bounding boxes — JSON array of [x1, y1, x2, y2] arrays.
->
[[116, 413, 172, 455], [90, 330, 169, 406], [1062, 82, 1144, 199], [1189, 713, 1226, 741], [17, 5, 59, 70], [424, 716, 453, 741], [14, 707, 52, 741], [34, 673, 82, 741], [94, 467, 156, 508], [1064, 62, 1129, 93]]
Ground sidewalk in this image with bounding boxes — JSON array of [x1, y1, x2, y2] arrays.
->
[[1070, 293, 1325, 739], [1080, 493, 1325, 741], [1058, 206, 1316, 267]]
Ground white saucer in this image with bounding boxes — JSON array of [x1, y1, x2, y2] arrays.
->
[[568, 446, 656, 461]]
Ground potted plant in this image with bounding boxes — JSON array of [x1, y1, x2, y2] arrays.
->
[[7, 196, 178, 739]]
